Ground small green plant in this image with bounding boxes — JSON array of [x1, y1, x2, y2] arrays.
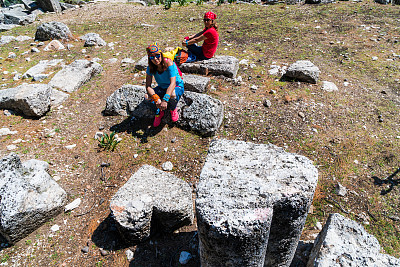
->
[[98, 132, 121, 151], [164, 0, 172, 9], [178, 0, 187, 6], [217, 0, 224, 5], [1, 254, 9, 263], [25, 239, 32, 245], [196, 0, 204, 5]]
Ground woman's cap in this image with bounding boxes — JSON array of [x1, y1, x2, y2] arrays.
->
[[146, 42, 161, 54], [204, 11, 216, 20]]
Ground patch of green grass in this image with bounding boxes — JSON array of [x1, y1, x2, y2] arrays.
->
[[1, 254, 9, 263]]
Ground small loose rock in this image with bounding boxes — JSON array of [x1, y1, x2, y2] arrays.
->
[[162, 161, 173, 171]]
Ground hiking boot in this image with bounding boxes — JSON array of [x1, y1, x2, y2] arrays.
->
[[170, 109, 179, 122], [153, 110, 164, 127]]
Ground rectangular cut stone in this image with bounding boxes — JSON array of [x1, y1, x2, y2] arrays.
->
[[23, 59, 63, 79], [0, 84, 51, 117], [196, 139, 318, 267], [182, 74, 210, 93], [179, 56, 239, 78], [110, 165, 193, 243], [49, 60, 102, 93]]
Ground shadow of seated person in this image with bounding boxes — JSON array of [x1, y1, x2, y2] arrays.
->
[[109, 100, 175, 143]]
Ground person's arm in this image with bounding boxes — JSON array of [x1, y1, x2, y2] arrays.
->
[[160, 60, 176, 111], [182, 30, 206, 47], [146, 73, 161, 106]]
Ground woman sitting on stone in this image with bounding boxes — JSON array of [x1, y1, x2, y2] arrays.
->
[[145, 42, 184, 127], [181, 11, 219, 62]]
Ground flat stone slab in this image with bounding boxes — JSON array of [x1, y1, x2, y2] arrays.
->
[[176, 91, 223, 137], [0, 83, 51, 117], [135, 55, 239, 78], [3, 8, 36, 25], [182, 74, 210, 93], [0, 24, 18, 32], [110, 165, 193, 243], [50, 88, 69, 106], [0, 153, 67, 244], [49, 59, 103, 93], [196, 139, 318, 267], [104, 85, 223, 136], [23, 59, 63, 79], [179, 56, 239, 78], [281, 60, 320, 84], [307, 213, 400, 267]]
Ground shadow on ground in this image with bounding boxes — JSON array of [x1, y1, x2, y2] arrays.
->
[[129, 231, 199, 267], [0, 234, 9, 252], [110, 116, 175, 143], [372, 167, 400, 195], [91, 214, 199, 266]]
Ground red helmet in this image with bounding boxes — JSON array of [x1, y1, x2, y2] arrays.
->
[[204, 11, 216, 20]]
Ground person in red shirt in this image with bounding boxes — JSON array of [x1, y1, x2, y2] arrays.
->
[[182, 11, 219, 62]]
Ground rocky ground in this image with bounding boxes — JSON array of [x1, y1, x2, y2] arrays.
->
[[0, 1, 399, 266]]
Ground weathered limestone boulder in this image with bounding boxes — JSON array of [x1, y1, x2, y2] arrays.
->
[[182, 74, 210, 93], [180, 56, 239, 78], [134, 55, 148, 71], [60, 2, 78, 10], [0, 35, 16, 45], [23, 59, 63, 79], [321, 81, 338, 92], [0, 24, 18, 32], [35, 21, 73, 41], [80, 33, 107, 47], [43, 40, 65, 51], [104, 85, 223, 136], [3, 8, 36, 25], [110, 165, 193, 243], [36, 0, 62, 13], [0, 83, 51, 117], [49, 60, 103, 93], [21, 0, 37, 11], [196, 139, 318, 267], [176, 91, 224, 137], [104, 84, 147, 116], [307, 213, 400, 267], [281, 60, 320, 84], [0, 153, 67, 244]]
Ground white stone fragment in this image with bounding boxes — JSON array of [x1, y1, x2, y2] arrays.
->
[[162, 161, 173, 171], [64, 198, 81, 212]]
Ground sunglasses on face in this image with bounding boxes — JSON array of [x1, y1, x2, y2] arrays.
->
[[203, 18, 211, 22], [149, 54, 161, 60]]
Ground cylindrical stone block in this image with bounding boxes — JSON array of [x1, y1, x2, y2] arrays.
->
[[196, 139, 318, 267]]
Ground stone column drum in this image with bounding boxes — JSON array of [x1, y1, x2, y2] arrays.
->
[[196, 139, 318, 267]]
